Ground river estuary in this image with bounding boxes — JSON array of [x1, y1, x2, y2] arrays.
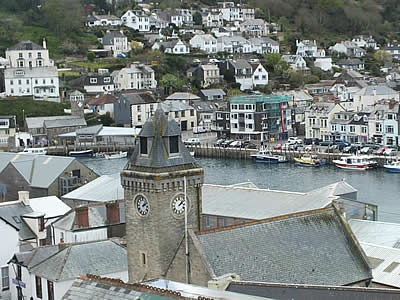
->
[[80, 157, 400, 223]]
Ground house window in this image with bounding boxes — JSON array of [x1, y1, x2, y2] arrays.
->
[[175, 111, 179, 118], [35, 79, 38, 84], [181, 111, 185, 117], [1, 266, 9, 291], [141, 252, 146, 265], [190, 110, 194, 116], [169, 136, 179, 154], [35, 276, 42, 298], [386, 125, 394, 134], [10, 80, 13, 85], [19, 53, 23, 58], [204, 215, 210, 228], [138, 115, 141, 122], [388, 114, 393, 120], [104, 77, 111, 83], [37, 52, 42, 59], [349, 126, 355, 133], [376, 123, 382, 132], [361, 126, 367, 134], [90, 78, 97, 84], [26, 79, 29, 84], [47, 280, 54, 300], [140, 137, 148, 154]]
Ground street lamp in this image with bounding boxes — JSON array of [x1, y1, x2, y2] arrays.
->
[[22, 109, 24, 131]]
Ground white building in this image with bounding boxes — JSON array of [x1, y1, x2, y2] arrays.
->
[[160, 100, 197, 131], [249, 37, 279, 54], [152, 39, 190, 55], [121, 10, 150, 32], [86, 13, 122, 27], [314, 57, 332, 71], [217, 36, 252, 53], [9, 239, 128, 300], [252, 63, 268, 86], [239, 19, 269, 37], [0, 191, 69, 299], [4, 40, 60, 100], [112, 62, 157, 90], [281, 55, 308, 72], [101, 30, 130, 57], [189, 34, 217, 53], [353, 85, 399, 111], [202, 11, 223, 28], [296, 40, 319, 58]]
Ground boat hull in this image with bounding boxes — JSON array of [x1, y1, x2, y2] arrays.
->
[[384, 165, 400, 173], [69, 150, 94, 157], [294, 157, 326, 167], [251, 155, 287, 163], [104, 151, 128, 160], [333, 161, 370, 170]]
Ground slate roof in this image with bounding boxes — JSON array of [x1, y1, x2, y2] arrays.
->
[[126, 105, 199, 172], [354, 85, 398, 96], [102, 31, 126, 46], [337, 59, 363, 66], [0, 201, 35, 240], [349, 219, 400, 248], [25, 116, 86, 129], [160, 100, 193, 112], [62, 173, 124, 203], [0, 153, 93, 189], [361, 243, 400, 288], [227, 281, 400, 300], [76, 124, 103, 135], [8, 40, 45, 51], [166, 92, 200, 101], [202, 181, 356, 220], [118, 91, 157, 105], [229, 59, 252, 70], [194, 207, 372, 285], [30, 239, 127, 281], [88, 94, 117, 105], [199, 89, 226, 98]]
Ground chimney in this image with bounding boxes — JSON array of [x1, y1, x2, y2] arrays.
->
[[18, 191, 30, 206], [389, 99, 395, 109], [42, 38, 47, 49], [75, 206, 89, 228]]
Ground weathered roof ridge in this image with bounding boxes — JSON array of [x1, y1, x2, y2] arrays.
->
[[82, 274, 185, 299], [203, 183, 305, 195], [196, 206, 333, 235]]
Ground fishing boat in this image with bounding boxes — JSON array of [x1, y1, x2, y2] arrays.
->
[[294, 154, 326, 167], [384, 160, 400, 173], [18, 147, 47, 155], [69, 149, 94, 158], [104, 151, 128, 160], [251, 146, 288, 164], [332, 155, 378, 170]]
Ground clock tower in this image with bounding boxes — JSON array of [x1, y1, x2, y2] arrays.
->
[[69, 90, 85, 118], [121, 105, 204, 283]]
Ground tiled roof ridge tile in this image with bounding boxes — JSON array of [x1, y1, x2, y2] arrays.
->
[[82, 274, 188, 299]]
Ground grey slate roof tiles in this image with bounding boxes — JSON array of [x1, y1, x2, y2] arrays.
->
[[8, 40, 45, 51], [195, 207, 372, 286], [126, 106, 199, 172], [30, 240, 128, 281]]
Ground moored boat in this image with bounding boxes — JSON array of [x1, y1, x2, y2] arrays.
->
[[332, 155, 377, 170], [384, 160, 400, 173], [18, 147, 47, 155], [251, 146, 288, 164], [69, 149, 94, 158], [104, 151, 128, 160], [294, 154, 326, 167]]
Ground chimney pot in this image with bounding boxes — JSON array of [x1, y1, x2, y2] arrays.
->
[[18, 191, 30, 205]]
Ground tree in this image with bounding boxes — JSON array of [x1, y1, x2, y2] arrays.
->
[[373, 50, 392, 66], [87, 52, 96, 62], [223, 69, 235, 83], [160, 74, 185, 91], [193, 11, 202, 26]]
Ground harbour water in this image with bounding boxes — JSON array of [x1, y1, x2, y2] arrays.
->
[[80, 157, 400, 223]]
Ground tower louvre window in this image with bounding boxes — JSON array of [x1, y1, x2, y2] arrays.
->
[[140, 137, 148, 154], [169, 136, 179, 153]]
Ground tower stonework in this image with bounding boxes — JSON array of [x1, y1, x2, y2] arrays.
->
[[121, 106, 204, 283], [70, 90, 85, 118]]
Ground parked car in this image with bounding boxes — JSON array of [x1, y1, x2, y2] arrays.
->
[[273, 144, 282, 150], [343, 145, 359, 154], [376, 146, 389, 155], [243, 141, 257, 149], [360, 146, 372, 154], [183, 138, 200, 145], [221, 139, 234, 147], [288, 137, 303, 144], [333, 140, 350, 151], [229, 141, 244, 148], [214, 139, 225, 147], [304, 138, 320, 145], [320, 140, 332, 146]]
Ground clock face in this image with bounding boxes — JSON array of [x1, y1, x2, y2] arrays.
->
[[77, 101, 83, 108], [171, 195, 186, 216], [135, 195, 149, 216]]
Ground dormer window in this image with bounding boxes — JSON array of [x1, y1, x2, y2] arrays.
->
[[169, 136, 179, 154], [140, 137, 148, 154]]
